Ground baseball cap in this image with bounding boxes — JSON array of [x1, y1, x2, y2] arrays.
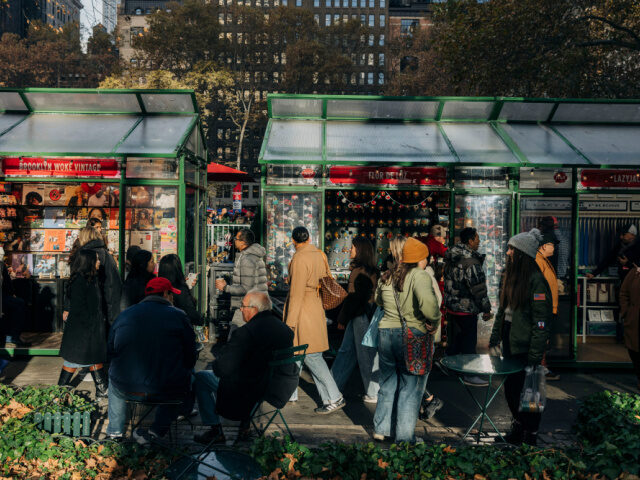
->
[[145, 277, 181, 296]]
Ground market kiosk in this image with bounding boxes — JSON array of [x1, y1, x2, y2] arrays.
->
[[258, 94, 640, 366], [0, 88, 208, 355]]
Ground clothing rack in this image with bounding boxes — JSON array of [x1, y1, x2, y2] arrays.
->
[[578, 217, 640, 269]]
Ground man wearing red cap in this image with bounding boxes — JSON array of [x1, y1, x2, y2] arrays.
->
[[105, 277, 197, 444]]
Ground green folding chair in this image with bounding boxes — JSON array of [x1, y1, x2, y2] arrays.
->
[[249, 344, 308, 440]]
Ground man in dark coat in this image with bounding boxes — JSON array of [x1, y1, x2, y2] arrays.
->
[[193, 290, 294, 445], [105, 277, 197, 444], [587, 223, 640, 282]]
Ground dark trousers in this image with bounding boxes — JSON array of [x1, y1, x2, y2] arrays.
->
[[502, 322, 542, 433], [629, 349, 640, 383], [446, 313, 478, 356], [1, 295, 26, 339]]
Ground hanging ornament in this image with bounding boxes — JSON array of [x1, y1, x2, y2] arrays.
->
[[342, 198, 347, 203]]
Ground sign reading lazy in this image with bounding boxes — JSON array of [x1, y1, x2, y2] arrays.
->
[[2, 157, 120, 177]]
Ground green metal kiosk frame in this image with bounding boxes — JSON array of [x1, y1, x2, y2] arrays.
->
[[0, 88, 208, 356], [258, 94, 640, 367]]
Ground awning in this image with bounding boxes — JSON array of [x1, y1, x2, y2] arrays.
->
[[0, 89, 205, 160], [207, 163, 254, 182], [260, 95, 640, 168]]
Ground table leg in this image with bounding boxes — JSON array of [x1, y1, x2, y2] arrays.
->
[[458, 375, 508, 443]]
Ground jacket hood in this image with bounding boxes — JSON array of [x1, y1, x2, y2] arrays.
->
[[446, 243, 485, 264], [83, 239, 106, 250], [244, 243, 266, 258]]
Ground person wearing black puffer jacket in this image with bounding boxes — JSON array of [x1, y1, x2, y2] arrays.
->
[[58, 249, 109, 399], [121, 250, 155, 310], [158, 254, 202, 326]]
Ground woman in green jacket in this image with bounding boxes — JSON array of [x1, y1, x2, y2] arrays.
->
[[489, 230, 552, 446], [373, 237, 441, 443]]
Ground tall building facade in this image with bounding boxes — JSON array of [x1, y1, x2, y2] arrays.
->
[[81, 0, 117, 36], [116, 0, 169, 62], [0, 0, 42, 37], [388, 0, 432, 40], [43, 0, 83, 29]]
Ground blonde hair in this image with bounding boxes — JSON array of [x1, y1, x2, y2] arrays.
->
[[78, 225, 102, 247], [389, 235, 407, 263]]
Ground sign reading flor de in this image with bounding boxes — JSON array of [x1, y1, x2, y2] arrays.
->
[[328, 166, 447, 186], [2, 157, 120, 177]]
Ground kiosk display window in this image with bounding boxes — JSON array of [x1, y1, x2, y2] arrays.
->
[[125, 186, 178, 257]]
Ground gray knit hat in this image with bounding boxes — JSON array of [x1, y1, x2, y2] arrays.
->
[[508, 228, 543, 259]]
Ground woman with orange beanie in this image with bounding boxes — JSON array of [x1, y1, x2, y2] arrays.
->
[[373, 237, 441, 443]]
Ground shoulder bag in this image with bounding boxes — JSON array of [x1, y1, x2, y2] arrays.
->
[[392, 285, 433, 376], [319, 254, 347, 311]]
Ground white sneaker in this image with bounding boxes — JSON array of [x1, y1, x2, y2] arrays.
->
[[463, 375, 489, 387], [363, 395, 378, 404], [373, 432, 385, 441]]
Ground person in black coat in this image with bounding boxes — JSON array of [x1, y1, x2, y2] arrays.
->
[[158, 254, 202, 326], [120, 250, 155, 310], [193, 290, 294, 445], [58, 249, 108, 399], [83, 237, 122, 325]]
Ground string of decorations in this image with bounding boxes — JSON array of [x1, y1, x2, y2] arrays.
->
[[337, 191, 434, 210]]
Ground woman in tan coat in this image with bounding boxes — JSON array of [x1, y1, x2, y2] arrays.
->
[[284, 226, 345, 414], [619, 267, 640, 390]]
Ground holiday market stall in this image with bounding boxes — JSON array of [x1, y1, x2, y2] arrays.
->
[[258, 94, 640, 366], [0, 88, 208, 355]]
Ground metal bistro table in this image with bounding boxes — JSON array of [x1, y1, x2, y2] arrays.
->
[[440, 354, 524, 443]]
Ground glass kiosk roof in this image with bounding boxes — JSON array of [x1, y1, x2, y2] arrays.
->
[[260, 95, 640, 167], [0, 89, 204, 159]]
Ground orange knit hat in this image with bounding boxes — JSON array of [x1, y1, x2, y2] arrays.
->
[[402, 237, 429, 263]]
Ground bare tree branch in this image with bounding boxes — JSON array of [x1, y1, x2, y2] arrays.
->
[[579, 14, 640, 50]]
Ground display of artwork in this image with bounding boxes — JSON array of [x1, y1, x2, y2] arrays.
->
[[125, 186, 178, 257], [264, 192, 321, 291], [33, 254, 56, 277]]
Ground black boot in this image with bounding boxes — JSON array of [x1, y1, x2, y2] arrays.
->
[[523, 430, 538, 446], [57, 368, 75, 386], [90, 367, 108, 400], [496, 420, 524, 445]]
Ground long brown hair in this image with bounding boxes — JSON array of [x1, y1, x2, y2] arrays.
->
[[351, 237, 376, 275], [392, 262, 418, 292], [381, 235, 407, 285], [501, 248, 540, 311]]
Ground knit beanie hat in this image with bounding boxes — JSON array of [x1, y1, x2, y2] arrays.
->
[[541, 229, 559, 246], [626, 224, 638, 236], [403, 237, 429, 263], [508, 228, 543, 259]]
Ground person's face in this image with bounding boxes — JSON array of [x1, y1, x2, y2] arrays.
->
[[95, 257, 101, 270], [164, 291, 174, 305], [90, 210, 104, 221], [234, 234, 247, 251], [469, 234, 480, 251], [539, 242, 555, 258], [350, 245, 357, 259], [240, 299, 257, 322], [94, 223, 102, 234], [621, 233, 636, 245], [147, 257, 156, 273], [417, 258, 428, 270], [507, 246, 514, 258]]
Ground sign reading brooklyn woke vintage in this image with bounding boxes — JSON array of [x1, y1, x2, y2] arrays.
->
[[2, 157, 120, 177], [580, 169, 640, 188], [328, 166, 447, 186]]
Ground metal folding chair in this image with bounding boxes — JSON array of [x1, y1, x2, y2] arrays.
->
[[249, 344, 308, 440], [126, 397, 184, 445]]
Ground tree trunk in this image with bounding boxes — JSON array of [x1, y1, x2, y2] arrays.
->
[[236, 96, 252, 171]]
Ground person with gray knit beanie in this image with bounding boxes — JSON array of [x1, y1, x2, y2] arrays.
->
[[507, 228, 543, 259]]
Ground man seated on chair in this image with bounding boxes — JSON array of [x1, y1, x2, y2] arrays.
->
[[106, 277, 197, 444], [193, 289, 293, 444]]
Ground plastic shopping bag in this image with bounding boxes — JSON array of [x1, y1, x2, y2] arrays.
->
[[518, 365, 547, 413], [362, 306, 383, 348]]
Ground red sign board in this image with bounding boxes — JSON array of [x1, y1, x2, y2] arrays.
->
[[580, 169, 640, 188], [328, 166, 447, 186], [2, 157, 120, 177]]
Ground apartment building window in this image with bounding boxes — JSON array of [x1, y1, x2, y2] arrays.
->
[[380, 0, 385, 5], [282, 0, 287, 5], [343, 14, 348, 22], [296, 0, 302, 5], [368, 72, 374, 85], [368, 53, 374, 66], [218, 12, 224, 24], [379, 52, 384, 66], [326, 13, 331, 25], [274, 71, 279, 83], [379, 34, 384, 45], [360, 0, 365, 7], [360, 14, 365, 23], [252, 186, 260, 198], [351, 73, 357, 85], [369, 0, 374, 7], [379, 72, 384, 85], [314, 0, 319, 6], [359, 72, 365, 85], [369, 15, 374, 27], [400, 19, 419, 36], [325, 0, 330, 5], [368, 34, 374, 46], [360, 53, 366, 65], [334, 13, 340, 23], [314, 13, 320, 23], [351, 0, 357, 6], [343, 0, 348, 6], [380, 15, 385, 27]]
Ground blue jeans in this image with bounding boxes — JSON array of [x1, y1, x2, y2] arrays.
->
[[374, 328, 429, 443], [63, 361, 92, 369], [194, 370, 221, 426], [331, 314, 379, 398], [289, 352, 342, 405], [106, 381, 185, 437]]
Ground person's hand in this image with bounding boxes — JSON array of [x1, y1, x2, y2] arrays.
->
[[618, 255, 628, 266], [215, 278, 227, 291], [482, 312, 493, 321], [63, 311, 69, 322], [585, 273, 594, 279], [187, 273, 198, 289]]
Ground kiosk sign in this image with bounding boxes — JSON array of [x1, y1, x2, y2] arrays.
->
[[580, 169, 640, 188], [328, 166, 447, 186], [2, 157, 120, 178]]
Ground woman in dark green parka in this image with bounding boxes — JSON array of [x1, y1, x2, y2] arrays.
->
[[490, 230, 552, 446]]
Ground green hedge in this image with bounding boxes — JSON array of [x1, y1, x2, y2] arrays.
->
[[251, 390, 640, 480]]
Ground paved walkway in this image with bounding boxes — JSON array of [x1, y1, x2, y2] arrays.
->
[[1, 349, 637, 449]]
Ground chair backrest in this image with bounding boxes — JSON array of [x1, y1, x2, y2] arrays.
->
[[268, 344, 308, 368]]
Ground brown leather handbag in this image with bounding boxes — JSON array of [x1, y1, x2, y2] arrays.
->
[[319, 254, 347, 310]]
